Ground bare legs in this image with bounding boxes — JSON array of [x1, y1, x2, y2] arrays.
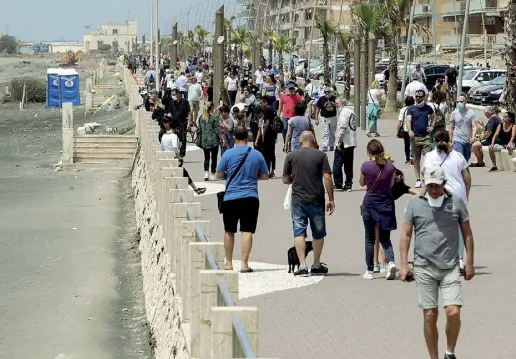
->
[[224, 231, 253, 271], [295, 237, 324, 267], [423, 306, 461, 359]]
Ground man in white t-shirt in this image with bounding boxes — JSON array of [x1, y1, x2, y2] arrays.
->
[[165, 69, 176, 90], [405, 73, 428, 99], [254, 66, 265, 93], [188, 77, 203, 123], [194, 68, 203, 84], [177, 72, 188, 99]]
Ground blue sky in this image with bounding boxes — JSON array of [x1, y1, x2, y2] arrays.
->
[[0, 0, 239, 42]]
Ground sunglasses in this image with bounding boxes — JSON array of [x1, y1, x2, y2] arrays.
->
[[324, 91, 331, 93], [415, 96, 423, 99]]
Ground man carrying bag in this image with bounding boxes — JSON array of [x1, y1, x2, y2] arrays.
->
[[216, 126, 269, 273]]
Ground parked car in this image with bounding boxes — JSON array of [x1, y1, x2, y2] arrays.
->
[[461, 69, 506, 94], [311, 61, 345, 80], [421, 64, 450, 90], [466, 75, 506, 105]]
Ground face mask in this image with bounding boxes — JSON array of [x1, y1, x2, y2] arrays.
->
[[425, 192, 445, 207], [415, 98, 425, 106], [457, 102, 465, 110], [171, 95, 177, 101]]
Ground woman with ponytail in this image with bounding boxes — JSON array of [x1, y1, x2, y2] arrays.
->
[[197, 101, 221, 181], [359, 139, 398, 280], [422, 128, 471, 273]]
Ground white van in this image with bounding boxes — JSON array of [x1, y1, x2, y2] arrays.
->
[[461, 69, 506, 94]]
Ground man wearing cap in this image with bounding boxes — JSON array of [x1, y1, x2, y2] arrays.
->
[[400, 166, 475, 359], [278, 83, 304, 143], [315, 86, 338, 151]]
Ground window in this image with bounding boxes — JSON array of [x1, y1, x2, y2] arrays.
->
[[97, 40, 104, 48], [112, 29, 118, 35]]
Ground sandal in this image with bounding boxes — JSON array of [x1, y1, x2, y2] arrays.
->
[[240, 268, 254, 273], [366, 133, 372, 138], [194, 187, 207, 195], [469, 162, 485, 167], [488, 166, 498, 172]]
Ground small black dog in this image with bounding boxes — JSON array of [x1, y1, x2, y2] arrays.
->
[[287, 241, 314, 273]]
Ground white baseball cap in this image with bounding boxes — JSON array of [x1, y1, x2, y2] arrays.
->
[[423, 167, 446, 185]]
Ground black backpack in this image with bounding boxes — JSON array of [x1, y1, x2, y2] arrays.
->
[[434, 105, 446, 130], [149, 73, 155, 83], [270, 116, 284, 133]]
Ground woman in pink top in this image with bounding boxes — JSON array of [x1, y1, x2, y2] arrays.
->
[[278, 83, 304, 142]]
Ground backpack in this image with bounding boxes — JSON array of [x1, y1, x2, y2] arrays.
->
[[433, 104, 446, 129], [149, 73, 155, 83], [270, 116, 284, 133]]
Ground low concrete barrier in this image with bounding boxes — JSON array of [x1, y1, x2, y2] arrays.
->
[[481, 147, 516, 171], [124, 67, 273, 359]]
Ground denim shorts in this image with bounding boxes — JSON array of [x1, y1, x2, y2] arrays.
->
[[291, 202, 327, 239]]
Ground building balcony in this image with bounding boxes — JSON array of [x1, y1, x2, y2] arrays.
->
[[441, 0, 507, 18], [440, 33, 505, 49], [413, 2, 433, 18]]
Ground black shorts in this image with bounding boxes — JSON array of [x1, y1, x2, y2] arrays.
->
[[222, 197, 260, 234]]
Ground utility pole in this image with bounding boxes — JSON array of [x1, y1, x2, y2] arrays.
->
[[155, 0, 160, 91], [214, 5, 226, 106], [150, 0, 153, 66], [457, 0, 471, 96], [400, 0, 417, 101], [360, 32, 367, 130], [332, 0, 345, 84], [171, 23, 178, 69], [432, 0, 437, 63], [290, 1, 297, 74], [306, 0, 320, 78], [354, 32, 361, 127]]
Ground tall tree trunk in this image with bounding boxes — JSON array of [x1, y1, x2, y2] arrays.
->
[[238, 49, 244, 73], [363, 32, 369, 87], [504, 1, 516, 112], [228, 32, 233, 63], [279, 50, 284, 79], [384, 36, 399, 113], [323, 35, 330, 84], [343, 49, 351, 99]]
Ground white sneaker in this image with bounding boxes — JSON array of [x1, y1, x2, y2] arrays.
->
[[204, 172, 209, 181], [386, 262, 397, 280], [363, 270, 374, 280], [415, 180, 422, 188], [210, 174, 217, 181], [380, 264, 388, 273]]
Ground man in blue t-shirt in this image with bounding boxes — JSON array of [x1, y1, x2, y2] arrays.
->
[[216, 126, 269, 273], [406, 89, 436, 188]]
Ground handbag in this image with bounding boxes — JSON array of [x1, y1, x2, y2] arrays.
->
[[397, 108, 408, 139], [283, 184, 292, 210], [217, 147, 252, 213], [368, 90, 381, 117], [360, 168, 383, 215], [196, 115, 203, 148]]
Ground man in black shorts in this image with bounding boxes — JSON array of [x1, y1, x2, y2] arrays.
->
[[216, 126, 269, 273]]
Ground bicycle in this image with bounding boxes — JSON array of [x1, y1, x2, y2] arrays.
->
[[447, 83, 457, 113]]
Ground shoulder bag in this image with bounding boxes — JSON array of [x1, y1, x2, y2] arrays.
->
[[308, 119, 320, 149], [360, 167, 383, 215], [369, 90, 382, 117], [397, 108, 408, 138], [217, 147, 252, 213]]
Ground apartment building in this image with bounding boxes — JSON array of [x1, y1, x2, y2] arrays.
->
[[83, 20, 138, 53]]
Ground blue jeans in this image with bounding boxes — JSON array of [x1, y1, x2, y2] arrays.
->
[[333, 146, 355, 188], [291, 202, 327, 239], [281, 117, 289, 142], [362, 204, 395, 272], [453, 141, 472, 162]]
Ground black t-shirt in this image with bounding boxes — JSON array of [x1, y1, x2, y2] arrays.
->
[[170, 99, 190, 123], [445, 68, 458, 84], [391, 181, 410, 200], [247, 84, 259, 96], [283, 147, 332, 205], [207, 86, 214, 102], [317, 96, 337, 118], [484, 115, 501, 143]]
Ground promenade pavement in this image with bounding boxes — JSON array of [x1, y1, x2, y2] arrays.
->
[[181, 114, 516, 359]]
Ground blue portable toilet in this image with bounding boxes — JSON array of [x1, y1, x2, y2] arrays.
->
[[46, 68, 80, 108], [46, 68, 61, 108], [59, 69, 80, 106]]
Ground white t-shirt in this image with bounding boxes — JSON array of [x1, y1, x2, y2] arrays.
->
[[177, 75, 188, 91], [160, 132, 180, 153], [188, 83, 203, 101], [398, 106, 409, 132], [227, 78, 238, 91], [368, 89, 381, 105], [195, 71, 203, 84], [422, 149, 468, 201], [405, 80, 428, 98], [165, 75, 176, 90], [305, 83, 314, 98], [254, 70, 264, 84]]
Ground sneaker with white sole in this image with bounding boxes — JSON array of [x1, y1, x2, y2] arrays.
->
[[363, 270, 374, 280], [386, 262, 397, 280], [415, 180, 422, 188], [204, 172, 209, 181], [373, 264, 380, 273], [380, 264, 388, 273], [210, 174, 217, 181]]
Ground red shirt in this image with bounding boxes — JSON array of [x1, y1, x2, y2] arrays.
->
[[280, 93, 303, 119]]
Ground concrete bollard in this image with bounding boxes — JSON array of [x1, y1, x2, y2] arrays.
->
[[188, 243, 225, 358], [163, 187, 193, 261], [210, 307, 259, 359], [161, 174, 188, 219], [180, 220, 210, 322], [62, 128, 74, 165], [62, 102, 73, 129], [85, 92, 92, 112], [154, 155, 178, 210]]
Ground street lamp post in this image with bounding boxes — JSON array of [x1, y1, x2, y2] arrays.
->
[[155, 0, 159, 91], [150, 0, 153, 65], [332, 0, 345, 84], [400, 0, 417, 101], [457, 0, 471, 96], [306, 0, 320, 79]]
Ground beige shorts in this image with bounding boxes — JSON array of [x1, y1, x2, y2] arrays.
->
[[411, 135, 432, 161], [414, 265, 463, 309], [189, 100, 200, 113]]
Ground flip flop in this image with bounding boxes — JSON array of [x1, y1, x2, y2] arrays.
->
[[240, 268, 254, 273]]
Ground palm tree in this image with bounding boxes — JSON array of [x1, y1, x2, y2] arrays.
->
[[504, 2, 516, 112], [351, 2, 382, 87], [263, 30, 277, 67], [338, 31, 353, 99], [194, 25, 210, 57], [224, 16, 235, 63], [272, 34, 296, 79], [380, 0, 429, 112], [231, 27, 252, 73], [315, 18, 336, 84]]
